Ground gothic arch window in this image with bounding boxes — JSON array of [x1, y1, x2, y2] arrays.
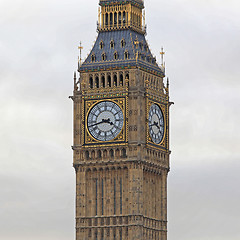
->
[[100, 41, 104, 49], [101, 75, 105, 88], [105, 13, 108, 26], [119, 73, 123, 86], [114, 51, 118, 60], [110, 40, 115, 49], [124, 50, 129, 59], [97, 150, 102, 158], [123, 11, 126, 25], [113, 74, 117, 86], [110, 12, 113, 26], [114, 12, 117, 26], [103, 149, 107, 158], [121, 39, 126, 48], [91, 54, 96, 62], [116, 148, 120, 157], [110, 149, 114, 158], [95, 76, 99, 88], [89, 76, 93, 89], [91, 150, 95, 159], [121, 148, 127, 158], [107, 75, 111, 87], [102, 52, 106, 61], [118, 12, 122, 25]]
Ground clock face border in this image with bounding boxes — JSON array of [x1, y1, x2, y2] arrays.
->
[[148, 103, 164, 144], [83, 97, 127, 146], [146, 99, 167, 148]]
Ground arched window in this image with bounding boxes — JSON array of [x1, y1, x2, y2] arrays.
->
[[91, 150, 95, 159], [91, 54, 96, 62], [118, 12, 122, 25], [97, 150, 102, 158], [123, 11, 126, 25], [110, 40, 114, 49], [115, 149, 120, 157], [101, 75, 105, 88], [121, 39, 126, 48], [124, 50, 129, 59], [85, 151, 89, 159], [114, 12, 117, 26], [113, 74, 117, 86], [107, 75, 111, 87], [105, 13, 108, 26], [100, 41, 104, 49], [114, 51, 118, 60], [89, 77, 93, 89], [103, 150, 107, 158], [110, 149, 114, 158], [110, 13, 113, 26], [125, 73, 129, 80], [102, 53, 106, 61], [95, 76, 99, 88], [119, 74, 123, 86], [121, 148, 126, 158]]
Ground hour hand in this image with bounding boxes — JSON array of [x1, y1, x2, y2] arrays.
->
[[149, 121, 160, 129]]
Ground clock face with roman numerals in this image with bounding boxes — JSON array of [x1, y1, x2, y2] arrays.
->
[[148, 104, 164, 144], [87, 101, 124, 141]]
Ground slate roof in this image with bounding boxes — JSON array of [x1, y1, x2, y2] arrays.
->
[[80, 29, 164, 76], [99, 0, 144, 8]]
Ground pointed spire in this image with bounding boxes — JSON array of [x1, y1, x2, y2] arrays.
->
[[78, 42, 83, 66]]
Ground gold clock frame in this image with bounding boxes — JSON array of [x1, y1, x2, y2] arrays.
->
[[146, 98, 167, 149], [83, 97, 127, 146]]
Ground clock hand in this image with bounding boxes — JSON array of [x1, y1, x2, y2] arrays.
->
[[88, 120, 104, 128], [149, 121, 161, 129], [89, 118, 114, 128]]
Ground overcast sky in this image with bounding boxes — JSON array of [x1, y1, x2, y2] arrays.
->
[[0, 0, 240, 239]]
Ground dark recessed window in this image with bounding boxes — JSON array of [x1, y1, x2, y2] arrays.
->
[[100, 41, 104, 49], [124, 51, 129, 59], [110, 40, 114, 49], [91, 54, 96, 62], [121, 39, 126, 48], [102, 53, 106, 61], [114, 52, 118, 60]]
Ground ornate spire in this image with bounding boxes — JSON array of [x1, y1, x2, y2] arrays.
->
[[98, 0, 146, 34], [99, 0, 144, 8]]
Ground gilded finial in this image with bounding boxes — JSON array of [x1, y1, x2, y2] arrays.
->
[[78, 42, 83, 66], [160, 47, 165, 67]]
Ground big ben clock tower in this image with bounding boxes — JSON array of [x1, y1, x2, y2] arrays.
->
[[71, 0, 172, 239]]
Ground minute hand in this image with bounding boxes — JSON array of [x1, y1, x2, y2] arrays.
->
[[88, 120, 104, 128]]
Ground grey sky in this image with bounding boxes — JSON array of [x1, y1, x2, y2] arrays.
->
[[0, 0, 240, 239]]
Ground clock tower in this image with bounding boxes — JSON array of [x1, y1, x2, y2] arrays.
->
[[71, 0, 171, 239]]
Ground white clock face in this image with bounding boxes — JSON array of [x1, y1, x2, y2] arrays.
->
[[148, 104, 164, 144], [87, 101, 124, 141]]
